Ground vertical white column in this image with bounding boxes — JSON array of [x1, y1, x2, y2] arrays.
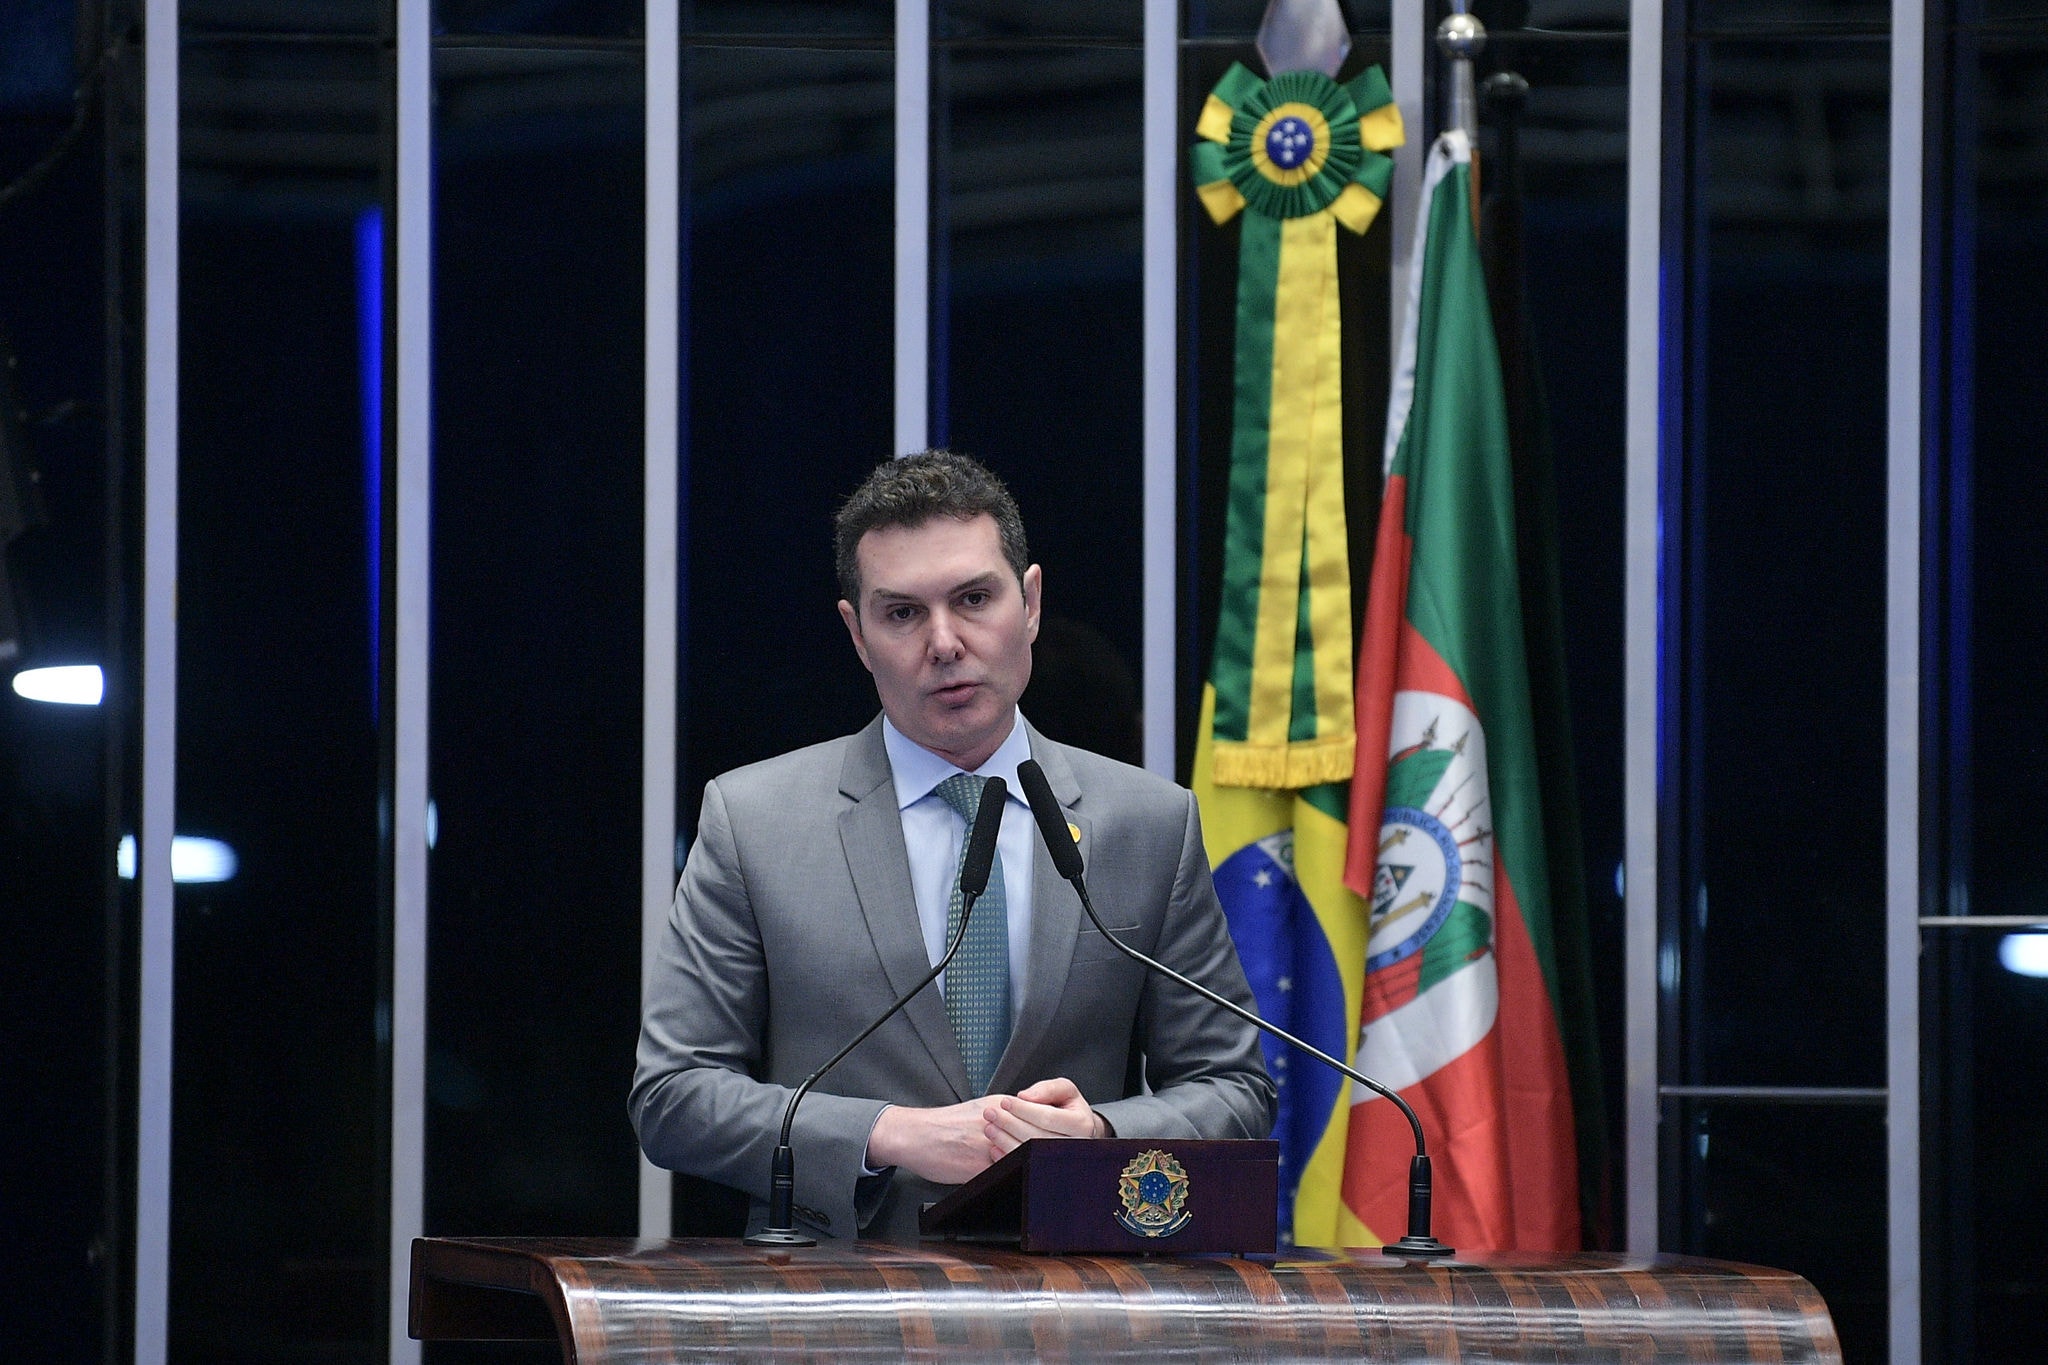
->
[[895, 0, 930, 455], [1886, 0, 1924, 1355], [389, 0, 432, 1358], [1389, 0, 1426, 362], [640, 0, 681, 1242], [136, 3, 178, 1362], [1623, 0, 1664, 1257], [1141, 0, 1177, 777]]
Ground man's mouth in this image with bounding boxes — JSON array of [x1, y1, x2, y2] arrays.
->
[[930, 680, 979, 704]]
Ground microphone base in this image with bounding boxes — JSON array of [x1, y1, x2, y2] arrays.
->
[[742, 1228, 817, 1248], [1382, 1234, 1456, 1259]]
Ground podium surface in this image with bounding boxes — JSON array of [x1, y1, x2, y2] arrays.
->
[[411, 1235, 1842, 1363]]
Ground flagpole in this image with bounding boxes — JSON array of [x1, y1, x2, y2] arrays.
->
[[1437, 5, 1487, 218], [1437, 8, 1484, 139]]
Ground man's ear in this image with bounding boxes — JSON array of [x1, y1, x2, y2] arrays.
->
[[1022, 564, 1043, 644], [838, 598, 873, 673]]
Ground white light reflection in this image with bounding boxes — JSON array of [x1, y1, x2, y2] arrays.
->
[[1657, 938, 1680, 994], [116, 834, 240, 884], [12, 664, 105, 705], [1999, 932, 2048, 979]]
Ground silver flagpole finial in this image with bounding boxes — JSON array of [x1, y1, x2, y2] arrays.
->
[[1435, 10, 1488, 140], [1257, 0, 1352, 78]]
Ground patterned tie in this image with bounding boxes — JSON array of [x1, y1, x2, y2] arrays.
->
[[933, 773, 1010, 1096]]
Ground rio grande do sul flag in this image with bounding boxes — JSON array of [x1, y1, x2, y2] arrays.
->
[[1339, 130, 1579, 1251]]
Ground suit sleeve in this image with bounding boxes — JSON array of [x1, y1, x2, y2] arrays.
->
[[1090, 789, 1278, 1142], [629, 777, 888, 1237]]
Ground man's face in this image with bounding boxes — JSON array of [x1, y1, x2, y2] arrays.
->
[[838, 513, 1041, 771]]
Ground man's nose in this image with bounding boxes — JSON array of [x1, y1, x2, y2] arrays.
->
[[927, 610, 965, 661]]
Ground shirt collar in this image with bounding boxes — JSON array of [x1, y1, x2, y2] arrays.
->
[[882, 711, 1032, 812]]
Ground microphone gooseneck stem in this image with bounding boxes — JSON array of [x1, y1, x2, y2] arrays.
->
[[748, 775, 1006, 1248], [1062, 873, 1429, 1156], [1063, 873, 1453, 1258], [777, 880, 985, 1152], [1012, 755, 1449, 1257], [751, 880, 986, 1244]]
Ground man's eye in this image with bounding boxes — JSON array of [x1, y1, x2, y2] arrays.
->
[[886, 605, 918, 622], [960, 591, 990, 608]]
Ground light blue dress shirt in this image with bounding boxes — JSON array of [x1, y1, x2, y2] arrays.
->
[[880, 712, 1039, 1018]]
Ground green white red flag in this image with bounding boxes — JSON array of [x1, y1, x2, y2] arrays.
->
[[1340, 129, 1580, 1251]]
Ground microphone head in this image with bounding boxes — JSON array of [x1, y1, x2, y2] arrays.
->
[[1015, 759, 1084, 880], [958, 775, 1006, 899]]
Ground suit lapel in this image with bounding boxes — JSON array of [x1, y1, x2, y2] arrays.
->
[[991, 729, 1087, 1093], [838, 720, 971, 1102]]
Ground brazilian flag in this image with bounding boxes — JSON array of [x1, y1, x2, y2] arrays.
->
[[1192, 697, 1372, 1248]]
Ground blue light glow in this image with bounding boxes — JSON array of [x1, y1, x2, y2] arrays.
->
[[116, 834, 240, 884], [12, 664, 104, 705], [358, 206, 384, 718], [1999, 933, 2048, 979]]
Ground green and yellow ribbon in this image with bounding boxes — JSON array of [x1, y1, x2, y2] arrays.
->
[[1191, 62, 1403, 790]]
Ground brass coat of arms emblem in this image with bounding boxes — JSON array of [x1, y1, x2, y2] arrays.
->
[[1115, 1149, 1192, 1238]]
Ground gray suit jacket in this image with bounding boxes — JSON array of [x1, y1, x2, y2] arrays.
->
[[630, 717, 1275, 1241]]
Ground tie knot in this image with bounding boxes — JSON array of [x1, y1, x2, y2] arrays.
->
[[933, 773, 986, 822]]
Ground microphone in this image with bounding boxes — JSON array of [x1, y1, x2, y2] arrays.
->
[[745, 774, 1007, 1247], [1014, 759, 1453, 1258]]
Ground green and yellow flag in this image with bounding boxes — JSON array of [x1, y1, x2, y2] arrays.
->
[[1189, 58, 1402, 1246]]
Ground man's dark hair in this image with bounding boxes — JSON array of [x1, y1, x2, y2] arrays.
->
[[834, 450, 1030, 607]]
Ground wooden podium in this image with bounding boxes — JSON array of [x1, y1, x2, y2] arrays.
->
[[410, 1235, 1843, 1363]]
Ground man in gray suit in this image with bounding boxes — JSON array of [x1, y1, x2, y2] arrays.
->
[[632, 452, 1274, 1241]]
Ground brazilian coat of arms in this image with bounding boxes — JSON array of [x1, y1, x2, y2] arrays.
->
[[1115, 1149, 1192, 1238]]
